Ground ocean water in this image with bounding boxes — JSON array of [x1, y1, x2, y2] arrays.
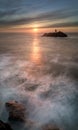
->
[[0, 33, 78, 130]]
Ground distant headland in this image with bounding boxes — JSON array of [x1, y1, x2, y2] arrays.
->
[[43, 30, 68, 37]]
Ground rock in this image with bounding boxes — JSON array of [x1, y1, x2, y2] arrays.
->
[[43, 31, 67, 37], [25, 83, 38, 91], [42, 124, 60, 130], [5, 100, 26, 122], [0, 120, 13, 130]]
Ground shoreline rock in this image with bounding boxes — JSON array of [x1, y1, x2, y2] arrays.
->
[[0, 120, 13, 130], [5, 100, 26, 122]]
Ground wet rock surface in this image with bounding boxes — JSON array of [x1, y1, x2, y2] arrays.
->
[[5, 100, 26, 122], [0, 120, 13, 130]]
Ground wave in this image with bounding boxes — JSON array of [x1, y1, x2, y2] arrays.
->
[[0, 54, 78, 130]]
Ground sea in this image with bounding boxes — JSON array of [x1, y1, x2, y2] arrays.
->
[[0, 32, 78, 130]]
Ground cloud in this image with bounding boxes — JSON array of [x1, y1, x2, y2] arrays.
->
[[0, 8, 19, 18], [41, 21, 78, 28], [0, 0, 78, 29]]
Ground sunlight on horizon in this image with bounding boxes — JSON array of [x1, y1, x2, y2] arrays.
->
[[33, 24, 39, 33], [33, 28, 38, 32]]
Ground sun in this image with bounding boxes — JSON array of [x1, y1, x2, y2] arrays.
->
[[33, 28, 38, 32]]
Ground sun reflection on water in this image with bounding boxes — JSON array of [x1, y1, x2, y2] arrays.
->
[[30, 36, 42, 65]]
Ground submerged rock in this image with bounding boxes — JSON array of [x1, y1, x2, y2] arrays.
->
[[0, 120, 13, 130], [5, 100, 26, 122], [42, 124, 60, 130], [43, 31, 67, 37], [25, 83, 38, 91]]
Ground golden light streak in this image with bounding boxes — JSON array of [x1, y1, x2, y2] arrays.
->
[[30, 37, 42, 65]]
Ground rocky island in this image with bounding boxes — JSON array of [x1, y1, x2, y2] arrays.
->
[[43, 30, 68, 37]]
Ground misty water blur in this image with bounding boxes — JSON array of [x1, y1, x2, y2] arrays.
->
[[0, 33, 78, 130]]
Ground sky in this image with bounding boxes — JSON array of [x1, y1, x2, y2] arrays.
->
[[0, 0, 78, 32]]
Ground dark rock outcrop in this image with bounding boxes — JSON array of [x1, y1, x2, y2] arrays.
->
[[0, 120, 13, 130], [43, 31, 67, 37], [5, 100, 26, 122]]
